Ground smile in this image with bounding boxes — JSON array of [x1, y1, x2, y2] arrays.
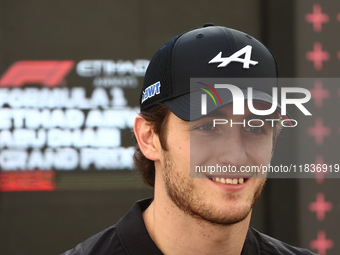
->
[[211, 177, 245, 185], [208, 176, 250, 185]]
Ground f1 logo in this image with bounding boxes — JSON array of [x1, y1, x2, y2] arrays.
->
[[0, 60, 74, 88]]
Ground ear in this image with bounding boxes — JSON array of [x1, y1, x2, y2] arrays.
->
[[134, 115, 162, 161]]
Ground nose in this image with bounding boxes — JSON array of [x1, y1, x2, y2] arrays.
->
[[215, 127, 248, 167]]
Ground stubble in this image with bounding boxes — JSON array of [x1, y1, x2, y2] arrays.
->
[[162, 150, 266, 225]]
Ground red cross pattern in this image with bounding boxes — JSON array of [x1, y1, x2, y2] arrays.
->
[[307, 118, 331, 146], [306, 42, 330, 71], [305, 4, 329, 32], [309, 193, 333, 221], [309, 80, 330, 108], [310, 155, 331, 184], [310, 231, 334, 255]]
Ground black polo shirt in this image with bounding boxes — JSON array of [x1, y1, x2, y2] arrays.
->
[[61, 198, 316, 255]]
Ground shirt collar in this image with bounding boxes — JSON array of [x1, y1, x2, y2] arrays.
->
[[241, 227, 261, 255], [117, 198, 261, 255], [117, 198, 163, 255]]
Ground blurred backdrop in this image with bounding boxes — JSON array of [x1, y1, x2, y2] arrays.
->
[[0, 0, 339, 254]]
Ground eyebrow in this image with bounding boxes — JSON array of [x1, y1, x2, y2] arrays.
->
[[203, 110, 227, 119], [196, 109, 278, 122], [245, 113, 277, 121], [203, 111, 276, 120]]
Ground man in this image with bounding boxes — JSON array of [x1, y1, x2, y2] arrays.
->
[[62, 24, 315, 255]]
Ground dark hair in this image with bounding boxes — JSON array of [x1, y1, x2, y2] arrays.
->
[[133, 104, 170, 187], [133, 104, 282, 187]]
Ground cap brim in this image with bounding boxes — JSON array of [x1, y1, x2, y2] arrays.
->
[[164, 89, 292, 124]]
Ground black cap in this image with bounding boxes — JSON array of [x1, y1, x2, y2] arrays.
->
[[140, 24, 278, 121]]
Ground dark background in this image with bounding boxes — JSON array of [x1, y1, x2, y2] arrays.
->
[[0, 1, 339, 254]]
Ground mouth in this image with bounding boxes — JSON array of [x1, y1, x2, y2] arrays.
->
[[207, 176, 251, 185]]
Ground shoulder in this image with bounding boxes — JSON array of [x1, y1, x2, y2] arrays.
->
[[60, 225, 126, 255], [249, 227, 317, 255], [60, 198, 155, 255]]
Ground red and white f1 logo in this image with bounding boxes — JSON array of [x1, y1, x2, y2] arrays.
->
[[0, 60, 74, 88]]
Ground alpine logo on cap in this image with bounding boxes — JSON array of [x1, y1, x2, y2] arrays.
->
[[142, 81, 161, 103], [208, 45, 258, 69]]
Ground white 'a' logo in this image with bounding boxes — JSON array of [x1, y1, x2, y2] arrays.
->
[[208, 45, 258, 69]]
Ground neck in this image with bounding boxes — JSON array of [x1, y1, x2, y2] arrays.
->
[[143, 183, 251, 255]]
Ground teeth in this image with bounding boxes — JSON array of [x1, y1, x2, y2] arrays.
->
[[211, 177, 245, 185]]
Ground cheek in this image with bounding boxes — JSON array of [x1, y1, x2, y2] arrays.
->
[[167, 132, 191, 169], [190, 137, 215, 167], [245, 137, 273, 164], [177, 143, 190, 167]]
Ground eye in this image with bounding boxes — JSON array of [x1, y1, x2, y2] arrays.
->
[[245, 126, 262, 133], [199, 124, 214, 131]]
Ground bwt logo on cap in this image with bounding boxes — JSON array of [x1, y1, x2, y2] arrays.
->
[[142, 81, 161, 103]]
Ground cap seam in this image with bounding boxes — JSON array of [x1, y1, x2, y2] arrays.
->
[[219, 26, 240, 77]]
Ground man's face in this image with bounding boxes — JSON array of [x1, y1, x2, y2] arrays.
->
[[160, 102, 274, 225]]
